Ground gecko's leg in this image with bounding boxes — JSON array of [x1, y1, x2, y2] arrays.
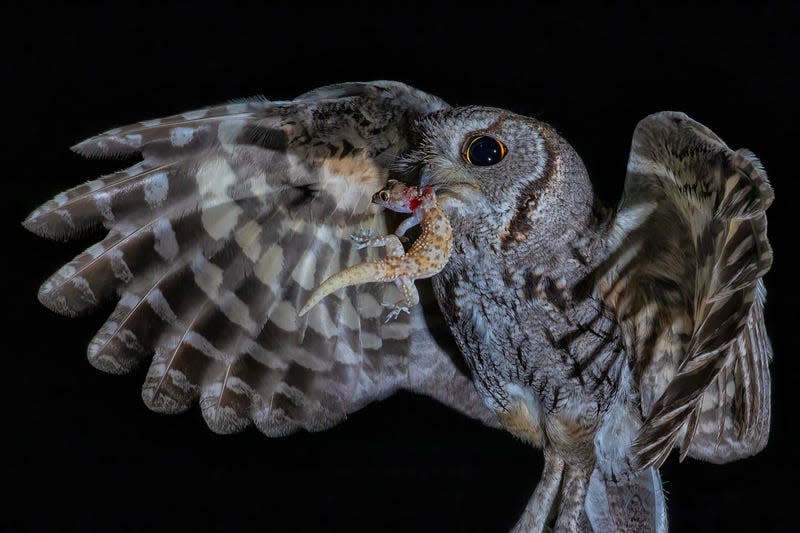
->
[[394, 213, 421, 239], [361, 235, 405, 256], [350, 225, 374, 247], [351, 229, 401, 252], [383, 277, 419, 322], [351, 231, 405, 258]]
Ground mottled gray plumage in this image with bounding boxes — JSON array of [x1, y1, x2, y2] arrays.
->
[[24, 81, 772, 532]]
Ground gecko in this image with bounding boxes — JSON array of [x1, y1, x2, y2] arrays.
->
[[298, 179, 453, 321]]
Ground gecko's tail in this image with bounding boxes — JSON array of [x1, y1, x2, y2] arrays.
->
[[298, 262, 390, 317]]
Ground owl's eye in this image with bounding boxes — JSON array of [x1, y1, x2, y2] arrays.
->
[[464, 135, 507, 166]]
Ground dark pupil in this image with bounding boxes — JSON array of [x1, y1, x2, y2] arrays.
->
[[469, 136, 503, 166], [380, 191, 389, 201]]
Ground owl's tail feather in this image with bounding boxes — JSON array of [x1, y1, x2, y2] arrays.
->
[[510, 451, 666, 533], [583, 465, 667, 533]]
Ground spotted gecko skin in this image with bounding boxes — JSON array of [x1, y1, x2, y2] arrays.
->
[[298, 180, 453, 321]]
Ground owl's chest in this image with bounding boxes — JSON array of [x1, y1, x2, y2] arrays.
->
[[432, 251, 624, 460], [432, 257, 553, 399]]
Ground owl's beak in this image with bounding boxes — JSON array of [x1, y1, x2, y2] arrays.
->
[[419, 168, 479, 195], [418, 169, 435, 188], [419, 170, 481, 211]]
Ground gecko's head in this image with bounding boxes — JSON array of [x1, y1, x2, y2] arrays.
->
[[397, 107, 594, 249], [371, 179, 418, 213]]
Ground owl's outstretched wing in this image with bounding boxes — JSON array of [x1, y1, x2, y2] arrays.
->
[[600, 112, 773, 468], [24, 81, 498, 435]]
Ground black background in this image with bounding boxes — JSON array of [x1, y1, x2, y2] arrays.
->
[[6, 3, 800, 532]]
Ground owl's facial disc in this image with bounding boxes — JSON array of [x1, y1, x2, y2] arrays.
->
[[414, 107, 563, 236]]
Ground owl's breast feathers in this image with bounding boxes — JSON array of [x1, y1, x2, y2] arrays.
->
[[431, 210, 624, 464]]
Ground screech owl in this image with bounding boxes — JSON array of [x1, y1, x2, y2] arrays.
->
[[24, 81, 773, 532]]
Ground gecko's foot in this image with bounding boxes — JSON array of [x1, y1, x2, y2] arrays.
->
[[350, 226, 374, 249], [382, 302, 411, 322]]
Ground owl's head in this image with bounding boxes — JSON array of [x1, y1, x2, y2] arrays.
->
[[400, 107, 596, 257]]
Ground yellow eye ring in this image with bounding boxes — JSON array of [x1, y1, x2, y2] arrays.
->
[[379, 190, 390, 202], [465, 135, 507, 166]]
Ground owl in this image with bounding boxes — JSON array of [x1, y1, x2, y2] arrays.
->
[[24, 81, 773, 532]]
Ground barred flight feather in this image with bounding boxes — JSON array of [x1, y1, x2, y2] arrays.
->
[[25, 81, 497, 437], [604, 112, 773, 468]]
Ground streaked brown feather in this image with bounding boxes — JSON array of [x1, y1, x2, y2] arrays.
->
[[603, 112, 773, 468]]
